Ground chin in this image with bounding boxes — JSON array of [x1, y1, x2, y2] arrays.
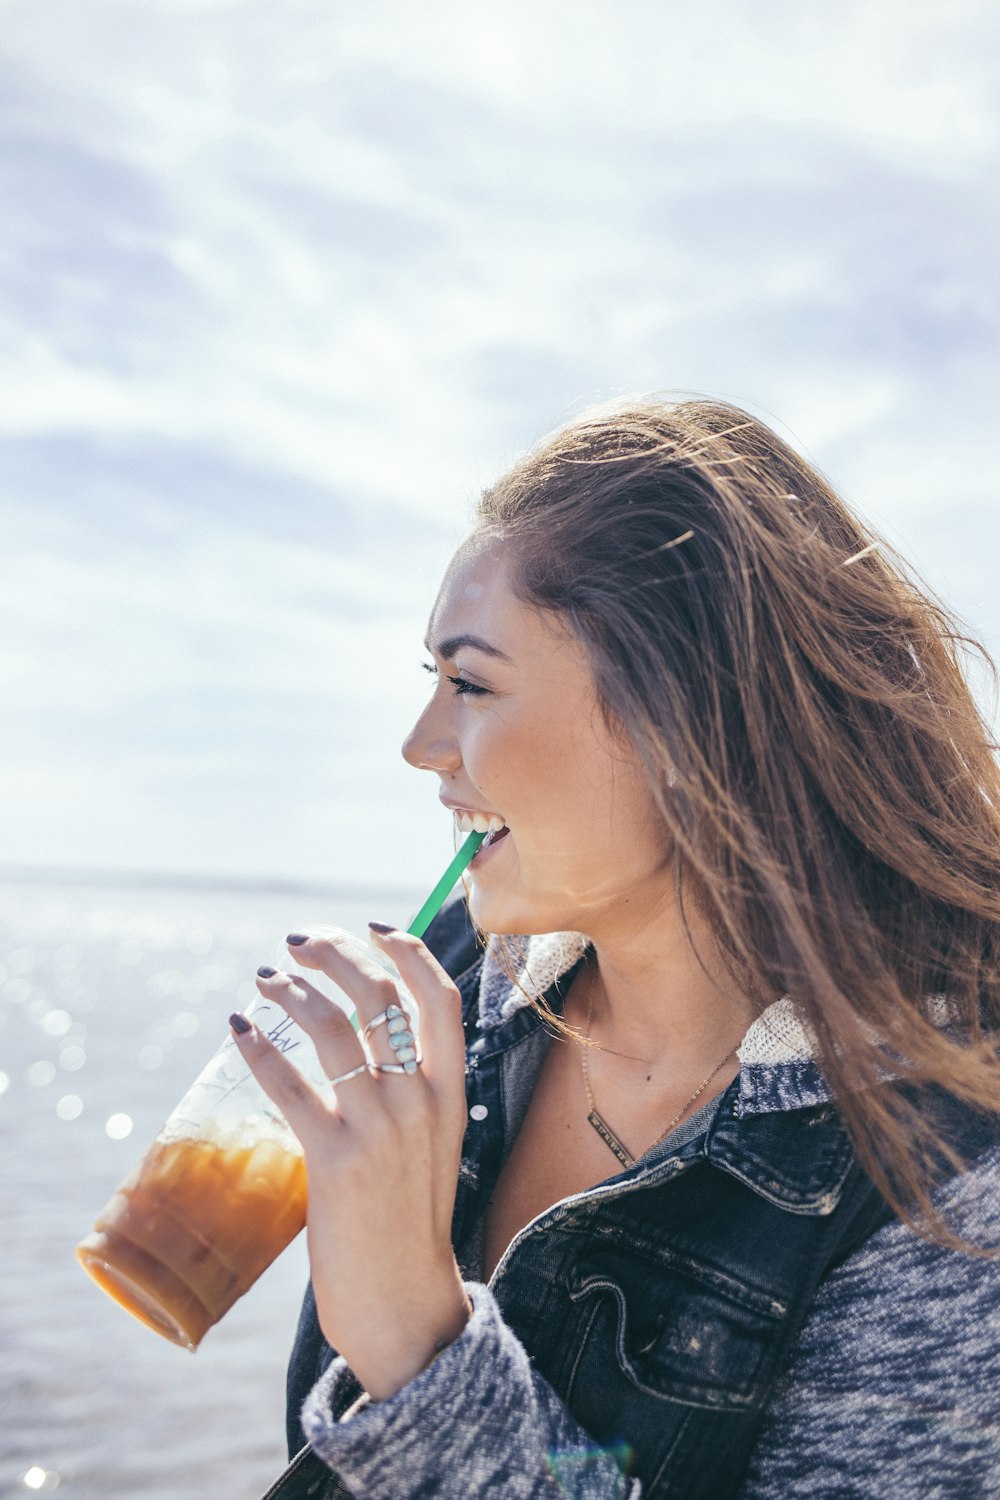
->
[[466, 881, 576, 939]]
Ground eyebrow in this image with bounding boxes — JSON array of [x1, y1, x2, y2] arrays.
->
[[424, 632, 514, 664]]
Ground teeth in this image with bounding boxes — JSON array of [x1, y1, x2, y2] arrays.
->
[[455, 810, 507, 835]]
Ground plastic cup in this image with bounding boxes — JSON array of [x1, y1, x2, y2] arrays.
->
[[76, 833, 483, 1350], [76, 979, 346, 1350]]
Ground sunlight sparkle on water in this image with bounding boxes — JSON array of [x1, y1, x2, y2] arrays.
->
[[56, 1095, 83, 1121], [22, 1466, 59, 1489], [148, 969, 186, 999], [28, 1061, 57, 1087], [0, 1069, 9, 1097], [59, 1045, 86, 1071], [41, 1010, 73, 1037], [106, 1112, 133, 1139]]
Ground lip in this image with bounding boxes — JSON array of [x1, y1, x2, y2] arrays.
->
[[470, 825, 511, 866], [439, 799, 508, 835], [438, 797, 504, 819]]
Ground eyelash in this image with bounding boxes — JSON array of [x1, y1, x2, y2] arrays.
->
[[421, 662, 489, 697]]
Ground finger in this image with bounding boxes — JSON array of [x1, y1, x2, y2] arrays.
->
[[254, 969, 380, 1116], [228, 1012, 337, 1152], [281, 930, 431, 1107], [365, 927, 466, 1095], [283, 928, 406, 1035]]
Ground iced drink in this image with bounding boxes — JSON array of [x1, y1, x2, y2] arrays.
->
[[77, 995, 323, 1350], [76, 1123, 307, 1349]]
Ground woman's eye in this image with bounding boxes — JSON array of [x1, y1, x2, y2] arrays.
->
[[420, 661, 488, 697], [446, 674, 488, 697]]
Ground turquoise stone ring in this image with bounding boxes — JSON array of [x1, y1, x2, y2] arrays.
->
[[362, 1002, 423, 1076]]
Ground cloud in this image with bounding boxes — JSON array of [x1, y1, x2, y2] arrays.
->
[[1, 0, 998, 884]]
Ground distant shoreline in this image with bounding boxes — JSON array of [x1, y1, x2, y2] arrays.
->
[[0, 864, 424, 905]]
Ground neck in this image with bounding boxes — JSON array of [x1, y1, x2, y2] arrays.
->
[[573, 895, 755, 1076]]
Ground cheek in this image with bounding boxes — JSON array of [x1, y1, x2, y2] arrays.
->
[[571, 734, 656, 844], [464, 713, 533, 797]]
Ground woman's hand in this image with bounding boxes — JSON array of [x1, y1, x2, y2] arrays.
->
[[229, 924, 473, 1401]]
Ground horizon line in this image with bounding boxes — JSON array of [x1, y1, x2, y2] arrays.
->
[[0, 862, 425, 903]]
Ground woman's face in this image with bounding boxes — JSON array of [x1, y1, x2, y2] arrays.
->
[[403, 539, 673, 937]]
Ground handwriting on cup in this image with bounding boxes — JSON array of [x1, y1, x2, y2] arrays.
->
[[263, 1012, 300, 1056]]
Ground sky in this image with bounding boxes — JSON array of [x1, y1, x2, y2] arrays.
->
[[2, 0, 999, 894]]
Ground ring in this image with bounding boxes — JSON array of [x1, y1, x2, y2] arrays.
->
[[328, 1062, 369, 1087], [369, 1056, 423, 1076], [362, 1002, 412, 1045], [363, 1002, 421, 1076]]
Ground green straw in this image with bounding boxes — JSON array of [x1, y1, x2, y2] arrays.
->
[[406, 829, 486, 938], [344, 829, 487, 1030]]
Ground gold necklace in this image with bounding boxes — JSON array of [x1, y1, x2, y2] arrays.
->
[[580, 975, 738, 1170]]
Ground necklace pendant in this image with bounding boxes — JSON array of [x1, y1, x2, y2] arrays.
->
[[586, 1108, 636, 1169]]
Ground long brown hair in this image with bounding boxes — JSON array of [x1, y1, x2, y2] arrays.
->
[[473, 397, 1000, 1251]]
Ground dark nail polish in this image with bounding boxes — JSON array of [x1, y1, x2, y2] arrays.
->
[[368, 921, 397, 935], [229, 1012, 252, 1035], [286, 933, 309, 945], [257, 965, 277, 978]]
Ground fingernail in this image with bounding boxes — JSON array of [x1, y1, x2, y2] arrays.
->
[[257, 965, 277, 978], [229, 1012, 252, 1035], [368, 921, 397, 935], [286, 933, 309, 946]]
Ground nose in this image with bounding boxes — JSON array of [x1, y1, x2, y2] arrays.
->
[[401, 697, 462, 775]]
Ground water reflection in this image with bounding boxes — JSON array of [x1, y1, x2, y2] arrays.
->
[[41, 1010, 73, 1037], [22, 1465, 60, 1490], [2, 878, 407, 1498]]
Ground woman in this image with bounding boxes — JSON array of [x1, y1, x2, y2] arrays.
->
[[234, 400, 1000, 1499]]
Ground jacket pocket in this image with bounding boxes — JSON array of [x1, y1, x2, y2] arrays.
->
[[564, 1252, 787, 1413]]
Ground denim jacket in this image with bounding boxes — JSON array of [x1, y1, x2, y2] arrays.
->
[[265, 900, 1000, 1500]]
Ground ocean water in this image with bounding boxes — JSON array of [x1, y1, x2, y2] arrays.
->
[[0, 877, 419, 1500]]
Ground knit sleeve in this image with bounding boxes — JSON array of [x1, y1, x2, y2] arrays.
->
[[738, 1145, 1000, 1499], [299, 1280, 642, 1499]]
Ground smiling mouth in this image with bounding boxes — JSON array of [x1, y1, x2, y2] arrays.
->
[[453, 809, 510, 849]]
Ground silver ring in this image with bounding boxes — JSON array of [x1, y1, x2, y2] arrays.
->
[[362, 1002, 420, 1075], [328, 1062, 369, 1087], [362, 1002, 412, 1045], [369, 1054, 423, 1076]]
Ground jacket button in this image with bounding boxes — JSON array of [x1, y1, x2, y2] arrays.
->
[[470, 1103, 488, 1121]]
